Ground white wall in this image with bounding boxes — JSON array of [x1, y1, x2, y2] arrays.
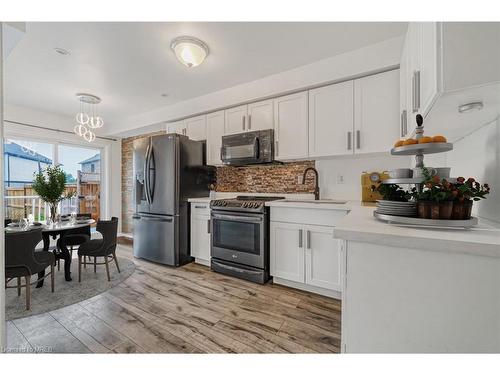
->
[[110, 36, 404, 137], [446, 119, 500, 223], [316, 154, 412, 201]]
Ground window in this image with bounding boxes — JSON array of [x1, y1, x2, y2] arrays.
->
[[3, 139, 102, 222], [3, 139, 54, 221]]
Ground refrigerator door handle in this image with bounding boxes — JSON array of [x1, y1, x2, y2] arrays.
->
[[148, 147, 156, 203], [144, 143, 152, 204]]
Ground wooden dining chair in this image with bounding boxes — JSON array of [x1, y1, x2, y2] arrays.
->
[[78, 217, 119, 282], [5, 229, 55, 310]]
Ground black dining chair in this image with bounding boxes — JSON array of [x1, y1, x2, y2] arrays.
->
[[5, 228, 55, 310], [78, 217, 119, 282], [56, 213, 92, 270]]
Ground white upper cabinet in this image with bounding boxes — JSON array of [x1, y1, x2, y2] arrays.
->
[[185, 115, 207, 141], [273, 92, 309, 160], [206, 110, 225, 166], [224, 105, 248, 135], [166, 120, 186, 135], [308, 81, 354, 157], [353, 69, 400, 154], [247, 99, 274, 131], [399, 31, 410, 138]]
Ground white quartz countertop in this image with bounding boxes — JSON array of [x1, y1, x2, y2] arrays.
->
[[265, 199, 371, 211], [334, 206, 500, 258], [187, 197, 214, 203]]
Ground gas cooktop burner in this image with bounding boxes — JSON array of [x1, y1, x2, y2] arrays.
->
[[210, 196, 284, 213]]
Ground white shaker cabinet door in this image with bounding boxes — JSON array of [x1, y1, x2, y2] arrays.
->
[[308, 81, 354, 157], [304, 225, 342, 292], [190, 214, 211, 262], [273, 92, 308, 160], [353, 69, 400, 154], [206, 110, 225, 166], [270, 222, 305, 283], [247, 99, 274, 131], [224, 105, 248, 135], [185, 115, 207, 141]]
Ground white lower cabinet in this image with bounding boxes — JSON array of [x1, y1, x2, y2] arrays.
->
[[190, 203, 211, 266], [270, 211, 344, 298], [270, 222, 305, 283], [304, 225, 342, 291]]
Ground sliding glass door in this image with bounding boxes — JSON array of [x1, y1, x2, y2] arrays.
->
[[3, 138, 102, 222], [58, 144, 101, 221]]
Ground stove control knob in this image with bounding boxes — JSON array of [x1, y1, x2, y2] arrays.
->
[[222, 201, 227, 206]]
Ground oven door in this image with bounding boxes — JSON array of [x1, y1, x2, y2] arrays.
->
[[211, 211, 265, 269]]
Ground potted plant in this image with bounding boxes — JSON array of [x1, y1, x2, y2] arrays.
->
[[452, 177, 490, 220], [417, 168, 455, 219], [32, 165, 76, 224], [377, 184, 412, 202]]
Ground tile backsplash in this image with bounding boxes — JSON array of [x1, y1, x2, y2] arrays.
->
[[215, 161, 316, 194]]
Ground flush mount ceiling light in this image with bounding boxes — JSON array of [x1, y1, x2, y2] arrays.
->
[[458, 101, 484, 114], [170, 36, 209, 68], [74, 93, 104, 142]]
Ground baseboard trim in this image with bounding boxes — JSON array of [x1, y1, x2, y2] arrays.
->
[[273, 277, 342, 300]]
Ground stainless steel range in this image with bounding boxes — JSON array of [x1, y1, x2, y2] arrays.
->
[[210, 196, 284, 284]]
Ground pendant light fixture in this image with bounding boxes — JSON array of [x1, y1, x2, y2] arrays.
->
[[170, 36, 209, 68], [74, 93, 104, 142]]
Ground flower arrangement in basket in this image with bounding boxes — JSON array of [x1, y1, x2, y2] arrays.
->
[[416, 168, 490, 220]]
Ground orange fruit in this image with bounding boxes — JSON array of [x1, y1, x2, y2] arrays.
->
[[432, 135, 447, 143], [403, 138, 418, 146], [418, 136, 433, 144], [394, 140, 404, 148]]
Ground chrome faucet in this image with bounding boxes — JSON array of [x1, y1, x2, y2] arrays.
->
[[302, 167, 320, 200]]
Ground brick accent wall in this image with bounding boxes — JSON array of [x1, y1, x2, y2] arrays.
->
[[215, 161, 316, 194], [121, 131, 165, 233]]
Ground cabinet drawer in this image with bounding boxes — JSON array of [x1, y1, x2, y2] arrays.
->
[[191, 202, 210, 216], [270, 207, 348, 227]]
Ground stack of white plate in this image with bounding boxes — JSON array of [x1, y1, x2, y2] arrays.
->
[[375, 200, 417, 217]]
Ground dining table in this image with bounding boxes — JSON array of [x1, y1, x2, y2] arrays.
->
[[5, 219, 95, 287]]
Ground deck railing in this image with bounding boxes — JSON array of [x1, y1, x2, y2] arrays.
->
[[4, 195, 80, 221]]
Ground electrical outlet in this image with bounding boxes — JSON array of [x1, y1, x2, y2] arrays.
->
[[337, 173, 345, 184], [297, 175, 302, 184]]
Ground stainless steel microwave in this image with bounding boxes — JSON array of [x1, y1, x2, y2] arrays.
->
[[220, 129, 274, 166]]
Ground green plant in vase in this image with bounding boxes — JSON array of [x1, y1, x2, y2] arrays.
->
[[377, 184, 412, 202], [32, 165, 76, 224], [452, 177, 490, 220], [416, 167, 455, 219]]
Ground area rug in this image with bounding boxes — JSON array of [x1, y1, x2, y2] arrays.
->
[[6, 255, 135, 320]]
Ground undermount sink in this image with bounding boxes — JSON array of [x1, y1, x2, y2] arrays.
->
[[280, 199, 348, 204]]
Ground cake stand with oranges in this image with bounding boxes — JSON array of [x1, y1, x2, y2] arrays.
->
[[374, 114, 478, 228]]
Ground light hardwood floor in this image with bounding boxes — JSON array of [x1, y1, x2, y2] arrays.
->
[[6, 243, 341, 353]]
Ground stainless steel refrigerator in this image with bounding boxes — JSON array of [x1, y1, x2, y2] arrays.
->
[[132, 133, 210, 266]]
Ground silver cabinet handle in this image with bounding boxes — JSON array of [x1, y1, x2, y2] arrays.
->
[[400, 111, 404, 137], [356, 130, 361, 149], [298, 229, 303, 248], [182, 128, 187, 135], [347, 131, 352, 150], [275, 140, 279, 156], [412, 71, 418, 113], [194, 205, 207, 209], [403, 110, 408, 136], [415, 70, 421, 111], [248, 114, 252, 130], [242, 115, 246, 131], [306, 230, 311, 250], [207, 219, 211, 234]]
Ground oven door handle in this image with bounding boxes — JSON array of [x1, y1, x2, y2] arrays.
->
[[211, 214, 263, 223]]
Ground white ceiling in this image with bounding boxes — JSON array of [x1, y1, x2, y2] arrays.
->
[[4, 22, 407, 134]]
